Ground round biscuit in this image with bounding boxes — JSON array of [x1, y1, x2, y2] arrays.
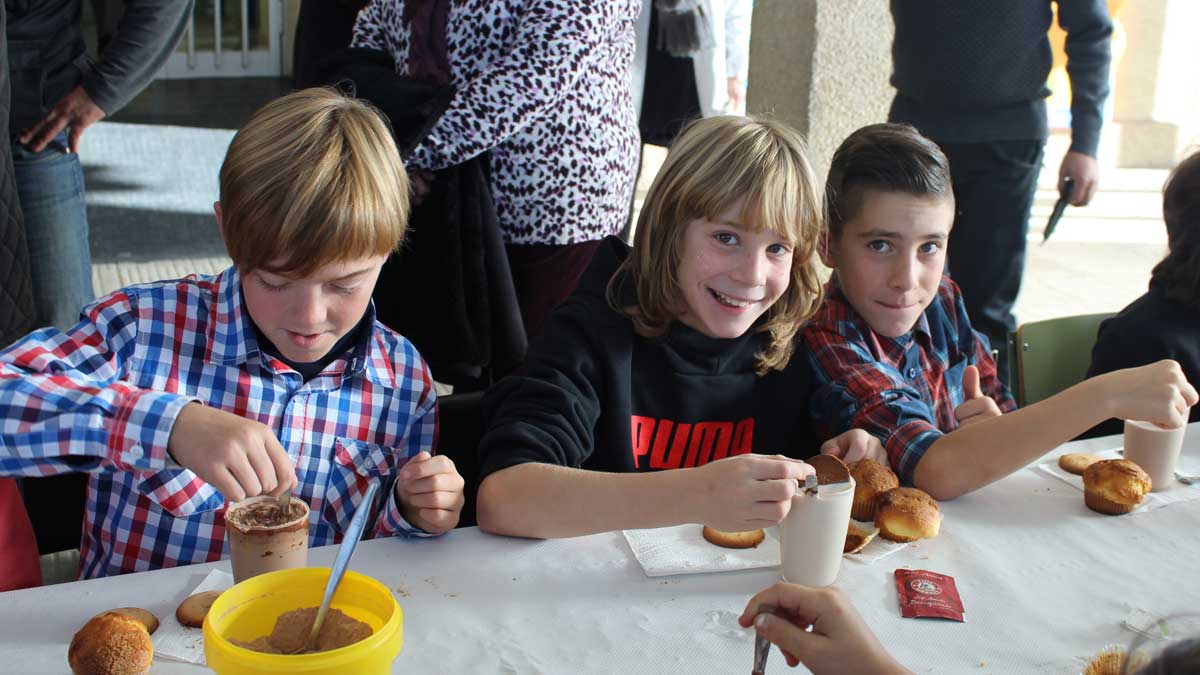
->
[[103, 607, 160, 635], [701, 526, 765, 549], [175, 590, 222, 628], [1059, 453, 1103, 476]]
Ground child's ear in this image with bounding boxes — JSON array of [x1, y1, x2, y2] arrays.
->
[[818, 228, 835, 268], [213, 201, 226, 242]]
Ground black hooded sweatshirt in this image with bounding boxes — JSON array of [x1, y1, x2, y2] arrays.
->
[[479, 236, 817, 482]]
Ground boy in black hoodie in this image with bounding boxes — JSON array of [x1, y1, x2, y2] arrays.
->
[[476, 115, 880, 539]]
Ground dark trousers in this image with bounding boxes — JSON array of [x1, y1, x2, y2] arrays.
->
[[292, 0, 366, 89], [506, 240, 601, 341], [938, 140, 1043, 381]]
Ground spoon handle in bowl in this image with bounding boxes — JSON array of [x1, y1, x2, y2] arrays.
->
[[307, 481, 379, 650]]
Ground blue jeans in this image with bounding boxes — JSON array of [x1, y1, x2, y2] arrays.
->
[[11, 131, 94, 331]]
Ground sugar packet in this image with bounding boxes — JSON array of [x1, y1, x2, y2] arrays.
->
[[894, 569, 965, 622]]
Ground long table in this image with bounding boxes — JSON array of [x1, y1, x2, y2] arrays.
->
[[2, 426, 1198, 674]]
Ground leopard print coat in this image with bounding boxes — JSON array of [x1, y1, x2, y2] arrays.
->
[[353, 0, 642, 246]]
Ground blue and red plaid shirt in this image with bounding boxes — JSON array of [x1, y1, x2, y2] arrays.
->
[[0, 267, 438, 578], [803, 276, 1016, 485]]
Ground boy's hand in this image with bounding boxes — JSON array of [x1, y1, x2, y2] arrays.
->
[[395, 451, 465, 535], [167, 403, 297, 502], [691, 454, 813, 531], [819, 429, 887, 464], [954, 365, 1002, 428], [739, 583, 911, 675], [1106, 360, 1199, 428]]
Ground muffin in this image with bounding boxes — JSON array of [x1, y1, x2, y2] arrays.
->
[[874, 487, 941, 542], [1082, 459, 1151, 515], [1082, 645, 1149, 675], [69, 611, 153, 675], [848, 459, 899, 521]]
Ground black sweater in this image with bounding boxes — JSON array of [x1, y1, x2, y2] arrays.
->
[[478, 237, 817, 482], [888, 0, 1111, 156], [1085, 283, 1200, 438]]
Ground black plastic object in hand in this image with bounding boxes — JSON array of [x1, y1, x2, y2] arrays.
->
[[1042, 176, 1075, 244]]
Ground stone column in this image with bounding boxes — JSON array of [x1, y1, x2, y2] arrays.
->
[[1109, 0, 1200, 167], [746, 0, 895, 181]]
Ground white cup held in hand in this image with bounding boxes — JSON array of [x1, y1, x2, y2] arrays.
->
[[1124, 420, 1186, 492], [779, 478, 855, 586]]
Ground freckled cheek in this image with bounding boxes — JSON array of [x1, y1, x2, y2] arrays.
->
[[768, 268, 791, 297]]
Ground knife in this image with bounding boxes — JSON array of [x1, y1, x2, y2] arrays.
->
[[1041, 176, 1074, 244]]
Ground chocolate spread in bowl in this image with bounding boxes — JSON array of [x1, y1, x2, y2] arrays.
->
[[230, 607, 374, 654]]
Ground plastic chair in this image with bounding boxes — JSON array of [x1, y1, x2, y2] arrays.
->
[[1014, 313, 1113, 407]]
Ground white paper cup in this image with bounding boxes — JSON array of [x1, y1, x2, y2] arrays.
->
[[779, 478, 855, 586], [225, 495, 309, 583], [1124, 420, 1186, 492]]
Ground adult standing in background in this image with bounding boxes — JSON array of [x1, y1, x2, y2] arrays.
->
[[352, 0, 642, 340], [0, 0, 42, 592], [0, 1, 34, 348], [633, 0, 751, 147], [888, 1, 1112, 382], [292, 0, 366, 89], [7, 0, 192, 331]]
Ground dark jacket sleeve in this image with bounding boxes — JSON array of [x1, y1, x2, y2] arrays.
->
[[1057, 0, 1112, 157], [478, 299, 607, 482], [81, 0, 193, 115], [0, 2, 37, 347], [1084, 312, 1143, 438]]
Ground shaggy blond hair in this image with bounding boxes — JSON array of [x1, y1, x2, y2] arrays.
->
[[218, 87, 410, 276], [610, 115, 824, 374]]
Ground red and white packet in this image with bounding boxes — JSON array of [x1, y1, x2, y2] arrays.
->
[[894, 569, 965, 622]]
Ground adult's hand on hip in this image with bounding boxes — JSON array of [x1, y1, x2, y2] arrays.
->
[[1058, 150, 1099, 207], [18, 85, 107, 154]]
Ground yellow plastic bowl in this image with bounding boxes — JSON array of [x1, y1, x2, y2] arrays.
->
[[203, 567, 402, 675]]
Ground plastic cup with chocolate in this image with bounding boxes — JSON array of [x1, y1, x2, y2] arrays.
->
[[226, 495, 310, 583]]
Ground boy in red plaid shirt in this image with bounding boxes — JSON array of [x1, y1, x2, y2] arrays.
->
[[0, 88, 464, 578], [804, 123, 1196, 500]]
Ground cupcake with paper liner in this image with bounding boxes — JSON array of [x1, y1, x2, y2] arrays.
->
[[874, 487, 940, 542], [848, 459, 899, 521], [1082, 459, 1152, 515], [1081, 644, 1150, 675]]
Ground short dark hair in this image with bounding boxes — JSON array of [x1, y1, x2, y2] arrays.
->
[[1151, 149, 1200, 310], [825, 123, 953, 239]]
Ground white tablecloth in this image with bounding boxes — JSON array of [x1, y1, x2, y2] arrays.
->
[[3, 425, 1198, 674]]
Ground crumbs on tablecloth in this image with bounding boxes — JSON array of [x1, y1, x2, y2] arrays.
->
[[393, 583, 411, 597]]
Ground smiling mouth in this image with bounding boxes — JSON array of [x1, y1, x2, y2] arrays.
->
[[286, 330, 323, 344], [710, 289, 760, 308]]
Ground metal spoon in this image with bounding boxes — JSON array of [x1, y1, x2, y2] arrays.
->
[[291, 481, 379, 654], [751, 605, 778, 675], [276, 487, 292, 517]]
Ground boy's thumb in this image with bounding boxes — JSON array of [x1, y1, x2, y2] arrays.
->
[[962, 365, 982, 399], [755, 613, 817, 665]]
